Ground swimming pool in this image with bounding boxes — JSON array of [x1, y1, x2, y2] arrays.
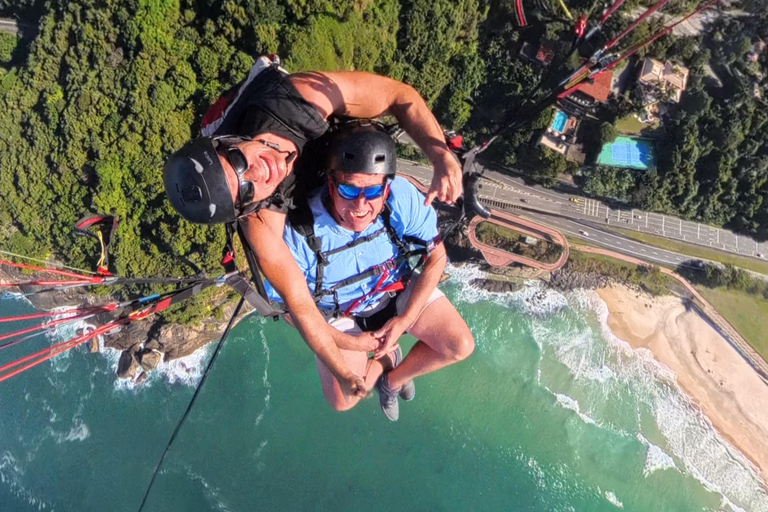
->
[[597, 136, 656, 170], [552, 110, 568, 133]]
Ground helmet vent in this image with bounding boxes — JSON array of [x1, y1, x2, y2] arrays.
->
[[343, 152, 355, 160], [375, 154, 386, 162], [181, 185, 203, 203]]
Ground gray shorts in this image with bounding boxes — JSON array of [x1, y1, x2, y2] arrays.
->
[[327, 278, 444, 335]]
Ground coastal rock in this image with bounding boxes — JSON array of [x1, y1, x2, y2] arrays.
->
[[139, 350, 162, 371], [549, 268, 612, 291], [117, 350, 140, 379], [472, 278, 524, 294], [482, 264, 549, 281], [144, 340, 161, 351]]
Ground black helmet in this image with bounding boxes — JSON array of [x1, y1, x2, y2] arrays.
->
[[163, 137, 237, 225], [327, 122, 397, 178]]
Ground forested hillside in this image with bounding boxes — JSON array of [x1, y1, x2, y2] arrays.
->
[[0, 0, 767, 322]]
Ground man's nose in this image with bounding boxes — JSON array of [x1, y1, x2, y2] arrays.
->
[[353, 194, 367, 208]]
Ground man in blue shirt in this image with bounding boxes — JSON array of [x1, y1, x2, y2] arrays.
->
[[164, 56, 465, 400], [270, 122, 474, 421]]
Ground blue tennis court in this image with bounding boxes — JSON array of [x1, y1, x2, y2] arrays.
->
[[552, 110, 568, 133], [597, 136, 655, 170]]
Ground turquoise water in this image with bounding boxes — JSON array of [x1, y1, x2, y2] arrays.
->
[[552, 111, 568, 133], [1, 266, 767, 512], [597, 137, 656, 170]]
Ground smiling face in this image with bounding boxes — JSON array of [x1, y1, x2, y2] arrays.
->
[[328, 171, 389, 233], [220, 134, 298, 206]]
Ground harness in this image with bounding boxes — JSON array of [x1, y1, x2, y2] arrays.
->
[[288, 195, 435, 319], [220, 222, 283, 320]]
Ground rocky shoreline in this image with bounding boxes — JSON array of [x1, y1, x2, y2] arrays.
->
[[4, 210, 637, 383]]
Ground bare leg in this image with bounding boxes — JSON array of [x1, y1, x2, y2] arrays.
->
[[387, 296, 474, 390], [315, 350, 396, 411]]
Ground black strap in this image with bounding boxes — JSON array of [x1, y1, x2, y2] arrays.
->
[[320, 257, 404, 297], [353, 294, 400, 332], [219, 222, 282, 320]]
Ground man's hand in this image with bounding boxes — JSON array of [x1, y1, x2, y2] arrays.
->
[[373, 316, 412, 359], [339, 372, 368, 398], [336, 331, 379, 353], [425, 152, 463, 206]]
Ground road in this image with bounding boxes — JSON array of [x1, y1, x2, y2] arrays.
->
[[627, 6, 749, 37], [397, 159, 768, 269], [0, 18, 19, 35]]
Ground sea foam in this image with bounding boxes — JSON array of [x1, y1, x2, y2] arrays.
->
[[579, 288, 768, 512], [554, 393, 597, 426], [449, 269, 768, 511], [636, 433, 677, 476]]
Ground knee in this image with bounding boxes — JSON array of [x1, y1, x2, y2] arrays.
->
[[446, 332, 475, 362]]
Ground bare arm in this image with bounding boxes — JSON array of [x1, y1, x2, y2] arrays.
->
[[289, 71, 463, 205], [239, 210, 371, 395]]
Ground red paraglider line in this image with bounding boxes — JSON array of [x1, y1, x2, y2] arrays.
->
[[0, 310, 98, 345], [516, 0, 528, 26], [560, 0, 719, 99], [0, 259, 103, 285], [0, 319, 126, 383], [600, 0, 626, 24]]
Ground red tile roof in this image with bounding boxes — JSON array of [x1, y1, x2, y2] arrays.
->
[[572, 70, 612, 103]]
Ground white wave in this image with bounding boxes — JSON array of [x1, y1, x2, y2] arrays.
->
[[1, 291, 34, 307], [579, 289, 768, 512], [636, 433, 677, 476], [554, 393, 596, 425], [0, 450, 54, 510], [107, 341, 216, 392], [474, 281, 768, 510], [447, 263, 569, 317], [46, 422, 90, 444], [183, 464, 234, 512], [604, 490, 624, 508], [254, 327, 271, 428]]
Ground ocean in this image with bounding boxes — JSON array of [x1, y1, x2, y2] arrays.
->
[[1, 264, 766, 512]]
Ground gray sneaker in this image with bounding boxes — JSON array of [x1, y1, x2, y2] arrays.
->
[[376, 372, 400, 422], [388, 347, 415, 402]]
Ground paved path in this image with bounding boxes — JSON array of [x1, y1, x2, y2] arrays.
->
[[467, 212, 569, 270]]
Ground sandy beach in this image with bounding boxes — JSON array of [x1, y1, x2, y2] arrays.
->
[[597, 285, 768, 485]]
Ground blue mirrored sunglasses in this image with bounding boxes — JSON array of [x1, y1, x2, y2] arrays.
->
[[336, 182, 388, 201]]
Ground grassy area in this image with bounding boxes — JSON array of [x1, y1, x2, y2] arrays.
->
[[613, 227, 768, 276], [695, 286, 768, 363], [615, 115, 646, 135], [567, 249, 680, 296], [476, 222, 564, 264]]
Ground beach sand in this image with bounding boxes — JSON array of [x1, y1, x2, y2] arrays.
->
[[597, 285, 768, 485]]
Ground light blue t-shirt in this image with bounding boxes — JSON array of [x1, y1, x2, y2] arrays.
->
[[266, 176, 439, 314]]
